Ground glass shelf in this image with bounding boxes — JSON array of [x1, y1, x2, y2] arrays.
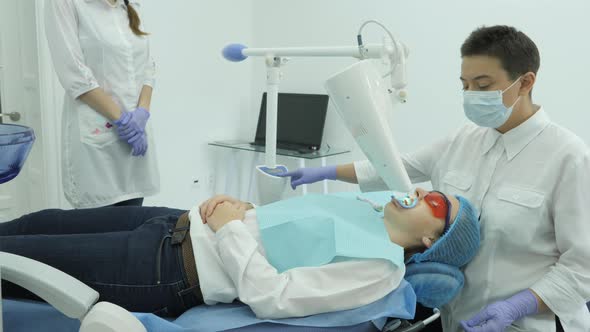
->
[[208, 140, 350, 160]]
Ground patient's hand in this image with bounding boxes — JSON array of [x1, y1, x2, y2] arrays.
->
[[206, 201, 247, 232], [199, 194, 252, 224]]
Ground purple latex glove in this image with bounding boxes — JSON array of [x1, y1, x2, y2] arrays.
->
[[113, 112, 147, 157], [113, 111, 140, 142], [276, 166, 337, 190], [117, 107, 150, 141], [460, 290, 538, 332], [113, 111, 132, 128], [129, 132, 148, 156]]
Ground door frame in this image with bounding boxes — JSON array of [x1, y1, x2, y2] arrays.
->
[[35, 0, 67, 209], [0, 0, 67, 221]]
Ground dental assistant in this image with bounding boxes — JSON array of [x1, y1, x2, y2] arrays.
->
[[44, 0, 159, 208], [279, 25, 590, 331]]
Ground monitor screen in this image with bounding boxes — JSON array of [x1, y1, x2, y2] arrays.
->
[[255, 92, 329, 148]]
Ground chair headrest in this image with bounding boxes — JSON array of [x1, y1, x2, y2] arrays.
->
[[404, 261, 464, 308]]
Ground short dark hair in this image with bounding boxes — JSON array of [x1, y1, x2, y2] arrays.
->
[[461, 25, 540, 80]]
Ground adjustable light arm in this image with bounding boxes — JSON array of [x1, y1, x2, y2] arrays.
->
[[222, 30, 408, 167], [229, 43, 389, 59], [222, 20, 412, 198]]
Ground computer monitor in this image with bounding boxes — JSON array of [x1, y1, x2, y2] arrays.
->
[[253, 92, 329, 150]]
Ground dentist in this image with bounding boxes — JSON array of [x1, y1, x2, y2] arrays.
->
[[279, 25, 590, 331]]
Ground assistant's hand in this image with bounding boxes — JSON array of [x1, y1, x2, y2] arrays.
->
[[113, 112, 147, 157], [276, 165, 337, 190], [460, 290, 538, 332], [129, 132, 148, 156], [206, 201, 247, 232], [199, 195, 252, 224], [117, 107, 150, 141]]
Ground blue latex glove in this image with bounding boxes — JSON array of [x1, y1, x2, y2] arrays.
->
[[276, 166, 337, 189], [460, 290, 538, 332], [117, 107, 150, 141]]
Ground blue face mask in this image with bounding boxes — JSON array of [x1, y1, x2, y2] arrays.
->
[[463, 77, 522, 128]]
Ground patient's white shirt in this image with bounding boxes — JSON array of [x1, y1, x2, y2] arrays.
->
[[188, 207, 404, 319]]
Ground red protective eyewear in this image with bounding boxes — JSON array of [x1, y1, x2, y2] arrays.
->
[[424, 191, 452, 235]]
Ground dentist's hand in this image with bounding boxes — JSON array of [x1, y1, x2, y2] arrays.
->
[[276, 166, 337, 190], [206, 201, 247, 232], [460, 290, 538, 332], [117, 107, 150, 141], [199, 195, 253, 224]]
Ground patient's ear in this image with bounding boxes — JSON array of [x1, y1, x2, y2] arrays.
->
[[421, 237, 435, 249]]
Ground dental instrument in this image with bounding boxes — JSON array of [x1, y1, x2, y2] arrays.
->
[[356, 195, 384, 212], [391, 193, 418, 209]]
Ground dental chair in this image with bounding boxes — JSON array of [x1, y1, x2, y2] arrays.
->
[[0, 123, 143, 332], [2, 253, 463, 332], [0, 123, 464, 332], [0, 252, 146, 332]]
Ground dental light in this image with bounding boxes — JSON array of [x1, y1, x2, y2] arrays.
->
[[222, 20, 412, 203], [324, 59, 412, 192]]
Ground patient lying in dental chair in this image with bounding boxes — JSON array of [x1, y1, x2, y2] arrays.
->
[[0, 188, 479, 319]]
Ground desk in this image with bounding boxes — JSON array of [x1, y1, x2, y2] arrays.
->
[[208, 140, 350, 196]]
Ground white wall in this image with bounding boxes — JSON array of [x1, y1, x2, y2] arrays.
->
[[32, 0, 590, 210], [141, 0, 255, 209], [246, 0, 590, 192]]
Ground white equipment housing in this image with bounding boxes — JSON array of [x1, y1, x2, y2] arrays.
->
[[325, 60, 412, 192]]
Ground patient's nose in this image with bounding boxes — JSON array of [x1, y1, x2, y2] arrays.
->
[[415, 188, 428, 200]]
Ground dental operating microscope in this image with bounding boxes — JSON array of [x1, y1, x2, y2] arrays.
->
[[222, 20, 413, 204]]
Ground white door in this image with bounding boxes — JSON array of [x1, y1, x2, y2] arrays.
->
[[0, 0, 48, 221]]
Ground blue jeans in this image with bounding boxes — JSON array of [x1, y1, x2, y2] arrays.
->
[[111, 197, 144, 207], [0, 206, 201, 317]]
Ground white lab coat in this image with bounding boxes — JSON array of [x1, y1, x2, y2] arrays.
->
[[187, 207, 404, 319], [44, 0, 159, 208], [355, 108, 590, 331]]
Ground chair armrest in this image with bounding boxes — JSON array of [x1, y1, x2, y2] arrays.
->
[[0, 252, 99, 319]]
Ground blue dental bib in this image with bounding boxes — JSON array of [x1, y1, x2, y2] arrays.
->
[[256, 191, 403, 272]]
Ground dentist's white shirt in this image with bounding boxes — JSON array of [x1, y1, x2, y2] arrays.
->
[[45, 0, 159, 208], [355, 108, 590, 331], [188, 207, 404, 319]]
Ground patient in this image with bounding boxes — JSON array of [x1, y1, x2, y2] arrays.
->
[[0, 188, 479, 319]]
